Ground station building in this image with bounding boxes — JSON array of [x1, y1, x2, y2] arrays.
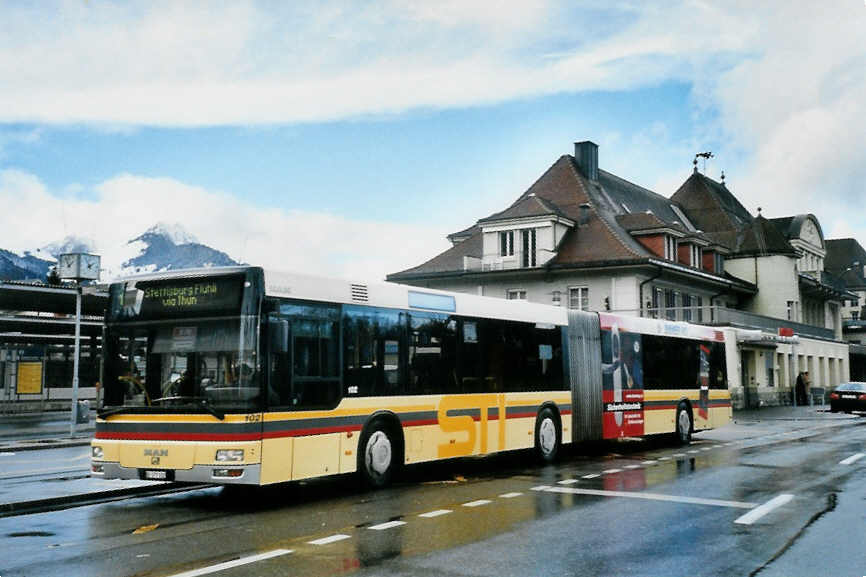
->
[[389, 140, 854, 408]]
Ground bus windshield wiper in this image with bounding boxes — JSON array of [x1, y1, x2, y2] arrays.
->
[[198, 398, 225, 421], [151, 396, 225, 420]]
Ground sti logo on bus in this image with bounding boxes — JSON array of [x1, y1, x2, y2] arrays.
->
[[437, 394, 508, 459]]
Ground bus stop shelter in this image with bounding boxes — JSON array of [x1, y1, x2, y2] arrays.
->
[[0, 281, 107, 412]]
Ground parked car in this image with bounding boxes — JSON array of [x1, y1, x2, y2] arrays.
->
[[829, 382, 866, 414]]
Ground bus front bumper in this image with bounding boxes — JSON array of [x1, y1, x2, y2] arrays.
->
[[92, 462, 262, 485]]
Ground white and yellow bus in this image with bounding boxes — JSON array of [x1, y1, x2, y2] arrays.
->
[[91, 267, 732, 487]]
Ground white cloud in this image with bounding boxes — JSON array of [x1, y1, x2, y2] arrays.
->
[[0, 1, 752, 126], [703, 2, 866, 239], [1, 0, 865, 247], [0, 169, 449, 283]]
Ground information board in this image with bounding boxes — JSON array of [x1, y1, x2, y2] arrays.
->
[[17, 362, 43, 395]]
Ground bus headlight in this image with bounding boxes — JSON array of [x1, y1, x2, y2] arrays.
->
[[92, 446, 104, 459], [215, 449, 244, 462]]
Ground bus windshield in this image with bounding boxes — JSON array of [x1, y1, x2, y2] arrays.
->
[[102, 317, 260, 413]]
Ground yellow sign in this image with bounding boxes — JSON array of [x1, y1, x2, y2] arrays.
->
[[17, 362, 43, 395]]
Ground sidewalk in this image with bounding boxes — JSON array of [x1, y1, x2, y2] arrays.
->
[[0, 409, 95, 451]]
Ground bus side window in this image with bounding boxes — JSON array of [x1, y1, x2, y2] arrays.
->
[[342, 306, 405, 397], [408, 313, 457, 395], [274, 302, 341, 410]]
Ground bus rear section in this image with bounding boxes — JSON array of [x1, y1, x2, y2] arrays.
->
[[566, 310, 732, 443]]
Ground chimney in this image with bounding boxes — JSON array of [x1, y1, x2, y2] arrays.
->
[[574, 141, 599, 181]]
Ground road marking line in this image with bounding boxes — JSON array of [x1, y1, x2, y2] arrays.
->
[[658, 457, 671, 461], [462, 499, 492, 507], [0, 452, 17, 456], [601, 468, 622, 474], [700, 447, 712, 452], [581, 473, 600, 479], [839, 453, 865, 465], [419, 509, 452, 518], [734, 494, 795, 525], [539, 486, 757, 509], [166, 549, 293, 577], [499, 492, 523, 498], [308, 534, 351, 545], [687, 450, 700, 454], [531, 485, 551, 491], [641, 460, 657, 465], [624, 465, 641, 469], [369, 521, 406, 531], [557, 479, 579, 485]]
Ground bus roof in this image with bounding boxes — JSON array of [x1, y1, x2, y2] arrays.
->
[[263, 269, 569, 326]]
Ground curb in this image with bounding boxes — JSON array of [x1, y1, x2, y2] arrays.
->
[[0, 482, 212, 518], [0, 439, 93, 452]]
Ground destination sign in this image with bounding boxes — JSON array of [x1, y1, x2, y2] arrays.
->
[[109, 274, 245, 321]]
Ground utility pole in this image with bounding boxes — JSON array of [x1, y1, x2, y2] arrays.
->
[[70, 284, 81, 436], [57, 253, 100, 436]]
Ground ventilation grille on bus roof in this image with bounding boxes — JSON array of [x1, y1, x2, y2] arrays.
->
[[350, 284, 369, 302]]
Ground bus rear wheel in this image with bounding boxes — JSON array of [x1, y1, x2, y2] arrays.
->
[[674, 403, 692, 445], [358, 420, 400, 489], [535, 407, 561, 463]]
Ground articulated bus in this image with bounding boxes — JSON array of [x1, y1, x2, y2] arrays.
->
[[91, 267, 732, 487]]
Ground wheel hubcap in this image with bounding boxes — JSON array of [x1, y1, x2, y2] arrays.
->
[[366, 431, 392, 475], [539, 417, 556, 455], [678, 411, 690, 440]]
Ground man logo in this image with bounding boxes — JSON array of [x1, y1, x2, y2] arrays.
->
[[151, 456, 160, 466]]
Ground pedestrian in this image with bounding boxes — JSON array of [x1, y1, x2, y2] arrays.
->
[[795, 371, 808, 406]]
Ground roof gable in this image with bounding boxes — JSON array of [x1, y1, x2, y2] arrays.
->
[[671, 172, 753, 233]]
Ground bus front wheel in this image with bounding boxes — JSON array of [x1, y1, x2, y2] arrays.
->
[[674, 403, 692, 445], [535, 407, 561, 463], [358, 420, 400, 489]]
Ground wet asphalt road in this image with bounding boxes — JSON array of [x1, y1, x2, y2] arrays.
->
[[1, 416, 865, 577]]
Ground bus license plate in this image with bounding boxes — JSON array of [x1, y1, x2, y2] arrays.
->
[[142, 469, 172, 481]]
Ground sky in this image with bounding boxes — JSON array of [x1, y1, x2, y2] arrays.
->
[[1, 1, 864, 282]]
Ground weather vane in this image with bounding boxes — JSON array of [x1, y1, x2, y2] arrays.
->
[[693, 151, 714, 173]]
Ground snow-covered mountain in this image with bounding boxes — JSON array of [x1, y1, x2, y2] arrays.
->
[[119, 223, 239, 276], [0, 249, 54, 281], [0, 223, 241, 282]]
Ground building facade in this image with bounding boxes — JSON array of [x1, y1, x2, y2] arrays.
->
[[389, 140, 852, 408]]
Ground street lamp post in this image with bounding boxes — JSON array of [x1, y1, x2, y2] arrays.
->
[[57, 252, 100, 437], [70, 284, 81, 436]]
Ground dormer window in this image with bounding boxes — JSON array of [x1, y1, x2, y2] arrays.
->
[[664, 236, 677, 260], [690, 244, 702, 268], [521, 229, 537, 267], [715, 253, 724, 273], [499, 231, 514, 257]]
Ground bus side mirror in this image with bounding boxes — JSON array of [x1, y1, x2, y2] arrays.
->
[[269, 319, 289, 354]]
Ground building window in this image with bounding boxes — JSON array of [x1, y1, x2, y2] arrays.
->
[[683, 294, 692, 322], [664, 236, 677, 260], [521, 228, 536, 268], [569, 287, 589, 311], [499, 231, 514, 257], [853, 310, 860, 321], [714, 253, 724, 273], [652, 287, 663, 319], [696, 296, 703, 323], [552, 290, 561, 306], [665, 289, 677, 321], [690, 245, 701, 268], [506, 289, 526, 300]]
